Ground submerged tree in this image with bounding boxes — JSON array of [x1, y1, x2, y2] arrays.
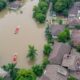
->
[[43, 43, 52, 56], [27, 45, 37, 61]]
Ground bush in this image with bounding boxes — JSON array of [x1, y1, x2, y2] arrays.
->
[[58, 19, 63, 25], [32, 65, 43, 77], [8, 0, 16, 2], [76, 45, 80, 52], [42, 56, 49, 69], [45, 26, 54, 44], [75, 25, 80, 29], [68, 76, 77, 80], [16, 69, 36, 80], [43, 43, 52, 56]]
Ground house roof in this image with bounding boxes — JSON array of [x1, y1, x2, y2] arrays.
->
[[9, 1, 22, 9], [49, 42, 71, 65], [62, 49, 80, 71], [50, 24, 64, 36], [39, 65, 68, 80], [69, 2, 80, 16], [71, 30, 80, 46], [68, 18, 80, 26]]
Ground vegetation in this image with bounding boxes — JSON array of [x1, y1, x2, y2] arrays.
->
[[58, 19, 63, 25], [52, 0, 75, 16], [27, 45, 37, 61], [75, 25, 80, 29], [0, 0, 7, 11], [0, 77, 4, 80], [33, 0, 49, 23], [45, 26, 54, 44], [76, 45, 80, 52], [32, 65, 43, 77], [7, 0, 16, 2], [43, 43, 52, 56], [68, 76, 77, 80], [16, 69, 36, 80], [58, 28, 70, 43], [42, 56, 49, 69], [2, 63, 17, 80]]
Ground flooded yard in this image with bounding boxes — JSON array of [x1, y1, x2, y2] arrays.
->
[[0, 0, 45, 68]]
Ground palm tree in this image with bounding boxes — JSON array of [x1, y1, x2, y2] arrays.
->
[[27, 45, 37, 61]]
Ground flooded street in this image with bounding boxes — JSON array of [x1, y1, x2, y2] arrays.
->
[[0, 0, 45, 68]]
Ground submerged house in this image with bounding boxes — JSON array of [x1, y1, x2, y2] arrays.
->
[[49, 42, 71, 65], [8, 1, 23, 10], [39, 65, 68, 80]]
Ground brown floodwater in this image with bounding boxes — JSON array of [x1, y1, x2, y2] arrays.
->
[[0, 0, 46, 68]]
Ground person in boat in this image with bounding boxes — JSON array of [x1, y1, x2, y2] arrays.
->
[[12, 53, 18, 64], [14, 26, 20, 34]]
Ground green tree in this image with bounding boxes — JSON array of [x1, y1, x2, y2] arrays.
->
[[32, 65, 43, 77], [16, 69, 36, 80], [0, 1, 7, 11], [68, 76, 77, 80], [43, 43, 52, 56], [62, 9, 68, 17], [27, 45, 37, 61], [54, 0, 67, 12], [33, 0, 49, 23], [35, 12, 46, 23], [58, 28, 70, 43]]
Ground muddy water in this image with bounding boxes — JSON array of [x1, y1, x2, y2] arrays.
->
[[0, 0, 46, 68]]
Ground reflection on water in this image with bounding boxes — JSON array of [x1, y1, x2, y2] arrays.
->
[[0, 0, 46, 68]]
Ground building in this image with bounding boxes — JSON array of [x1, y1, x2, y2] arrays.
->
[[71, 30, 80, 46], [50, 24, 65, 38], [8, 1, 22, 10], [68, 2, 80, 28], [67, 18, 80, 28], [62, 49, 80, 80], [49, 42, 71, 65], [68, 2, 80, 19], [62, 49, 80, 71], [39, 65, 68, 80]]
